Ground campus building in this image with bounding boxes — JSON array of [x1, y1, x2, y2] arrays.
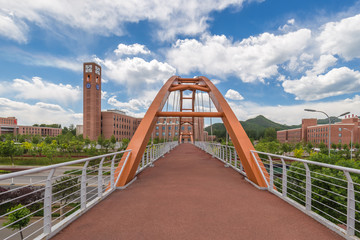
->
[[82, 63, 205, 142], [151, 117, 205, 142], [0, 117, 62, 137], [277, 115, 359, 146]]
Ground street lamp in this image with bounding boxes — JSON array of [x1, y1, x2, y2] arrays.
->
[[344, 128, 353, 161], [304, 109, 350, 157]]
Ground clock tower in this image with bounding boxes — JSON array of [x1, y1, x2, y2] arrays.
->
[[83, 62, 102, 141]]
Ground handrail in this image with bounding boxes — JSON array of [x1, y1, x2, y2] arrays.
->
[[0, 141, 178, 240], [0, 150, 131, 181], [196, 141, 360, 239]]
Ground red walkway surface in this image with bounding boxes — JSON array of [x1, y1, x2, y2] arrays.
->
[[54, 144, 342, 240]]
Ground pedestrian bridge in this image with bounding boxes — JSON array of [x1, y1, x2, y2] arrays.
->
[[52, 143, 341, 240], [0, 76, 359, 239]]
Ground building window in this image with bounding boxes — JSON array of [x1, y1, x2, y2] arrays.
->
[[339, 133, 342, 137], [162, 126, 165, 130], [188, 126, 191, 130], [156, 126, 159, 130], [339, 139, 342, 143], [168, 126, 171, 130], [181, 126, 184, 130], [175, 132, 178, 135], [169, 133, 171, 136], [156, 132, 159, 136], [175, 126, 178, 130], [339, 128, 342, 131], [162, 132, 165, 136]]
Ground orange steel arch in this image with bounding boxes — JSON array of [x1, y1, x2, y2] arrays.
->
[[115, 76, 269, 187]]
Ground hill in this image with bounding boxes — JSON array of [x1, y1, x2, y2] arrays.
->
[[204, 115, 341, 140]]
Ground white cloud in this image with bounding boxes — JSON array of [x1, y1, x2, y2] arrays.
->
[[225, 89, 244, 100], [0, 98, 82, 127], [167, 30, 312, 82], [0, 0, 256, 42], [101, 90, 108, 100], [0, 47, 82, 72], [317, 14, 360, 61], [96, 56, 176, 92], [278, 18, 295, 32], [305, 54, 337, 76], [228, 95, 360, 125], [6, 77, 81, 105], [283, 67, 360, 101], [107, 89, 158, 116], [0, 10, 28, 43], [114, 43, 150, 56]]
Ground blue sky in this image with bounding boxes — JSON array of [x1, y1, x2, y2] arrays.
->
[[0, 0, 360, 127]]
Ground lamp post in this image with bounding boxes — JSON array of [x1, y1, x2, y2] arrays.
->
[[304, 109, 349, 157], [344, 128, 353, 161]]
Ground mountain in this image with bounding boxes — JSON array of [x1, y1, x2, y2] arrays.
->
[[204, 115, 342, 140], [205, 115, 298, 140]]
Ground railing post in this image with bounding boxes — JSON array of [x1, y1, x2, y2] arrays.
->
[[81, 160, 90, 210], [237, 151, 242, 172], [268, 156, 273, 191], [110, 155, 116, 190], [98, 157, 106, 198], [224, 145, 229, 168], [304, 163, 312, 211], [142, 151, 145, 169], [150, 146, 154, 167], [233, 148, 237, 169], [115, 152, 132, 186], [344, 171, 355, 237], [43, 168, 55, 236], [280, 158, 287, 197]]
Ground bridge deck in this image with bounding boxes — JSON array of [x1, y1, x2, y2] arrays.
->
[[54, 144, 342, 240]]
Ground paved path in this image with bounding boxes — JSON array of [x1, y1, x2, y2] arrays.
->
[[54, 144, 343, 240]]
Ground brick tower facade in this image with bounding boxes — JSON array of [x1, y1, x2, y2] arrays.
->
[[83, 62, 101, 141]]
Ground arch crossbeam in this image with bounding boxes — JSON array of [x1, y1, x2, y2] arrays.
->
[[115, 76, 269, 188]]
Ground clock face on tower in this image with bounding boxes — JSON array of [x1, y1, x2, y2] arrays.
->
[[85, 65, 92, 73], [86, 83, 91, 89], [95, 66, 100, 75]]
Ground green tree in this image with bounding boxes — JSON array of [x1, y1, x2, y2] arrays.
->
[[318, 142, 327, 155], [305, 142, 313, 154], [355, 142, 360, 149], [121, 138, 130, 150], [293, 147, 304, 158], [22, 142, 33, 155], [97, 134, 105, 149], [31, 135, 41, 144], [337, 143, 342, 150], [84, 137, 91, 146], [264, 127, 277, 142], [255, 140, 280, 154], [42, 141, 57, 163], [0, 140, 23, 166], [331, 143, 337, 150], [3, 204, 31, 240]]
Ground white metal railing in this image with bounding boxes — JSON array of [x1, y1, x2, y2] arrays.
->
[[136, 141, 178, 174], [194, 141, 246, 176], [251, 150, 360, 239], [0, 141, 177, 240], [195, 141, 360, 239]]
